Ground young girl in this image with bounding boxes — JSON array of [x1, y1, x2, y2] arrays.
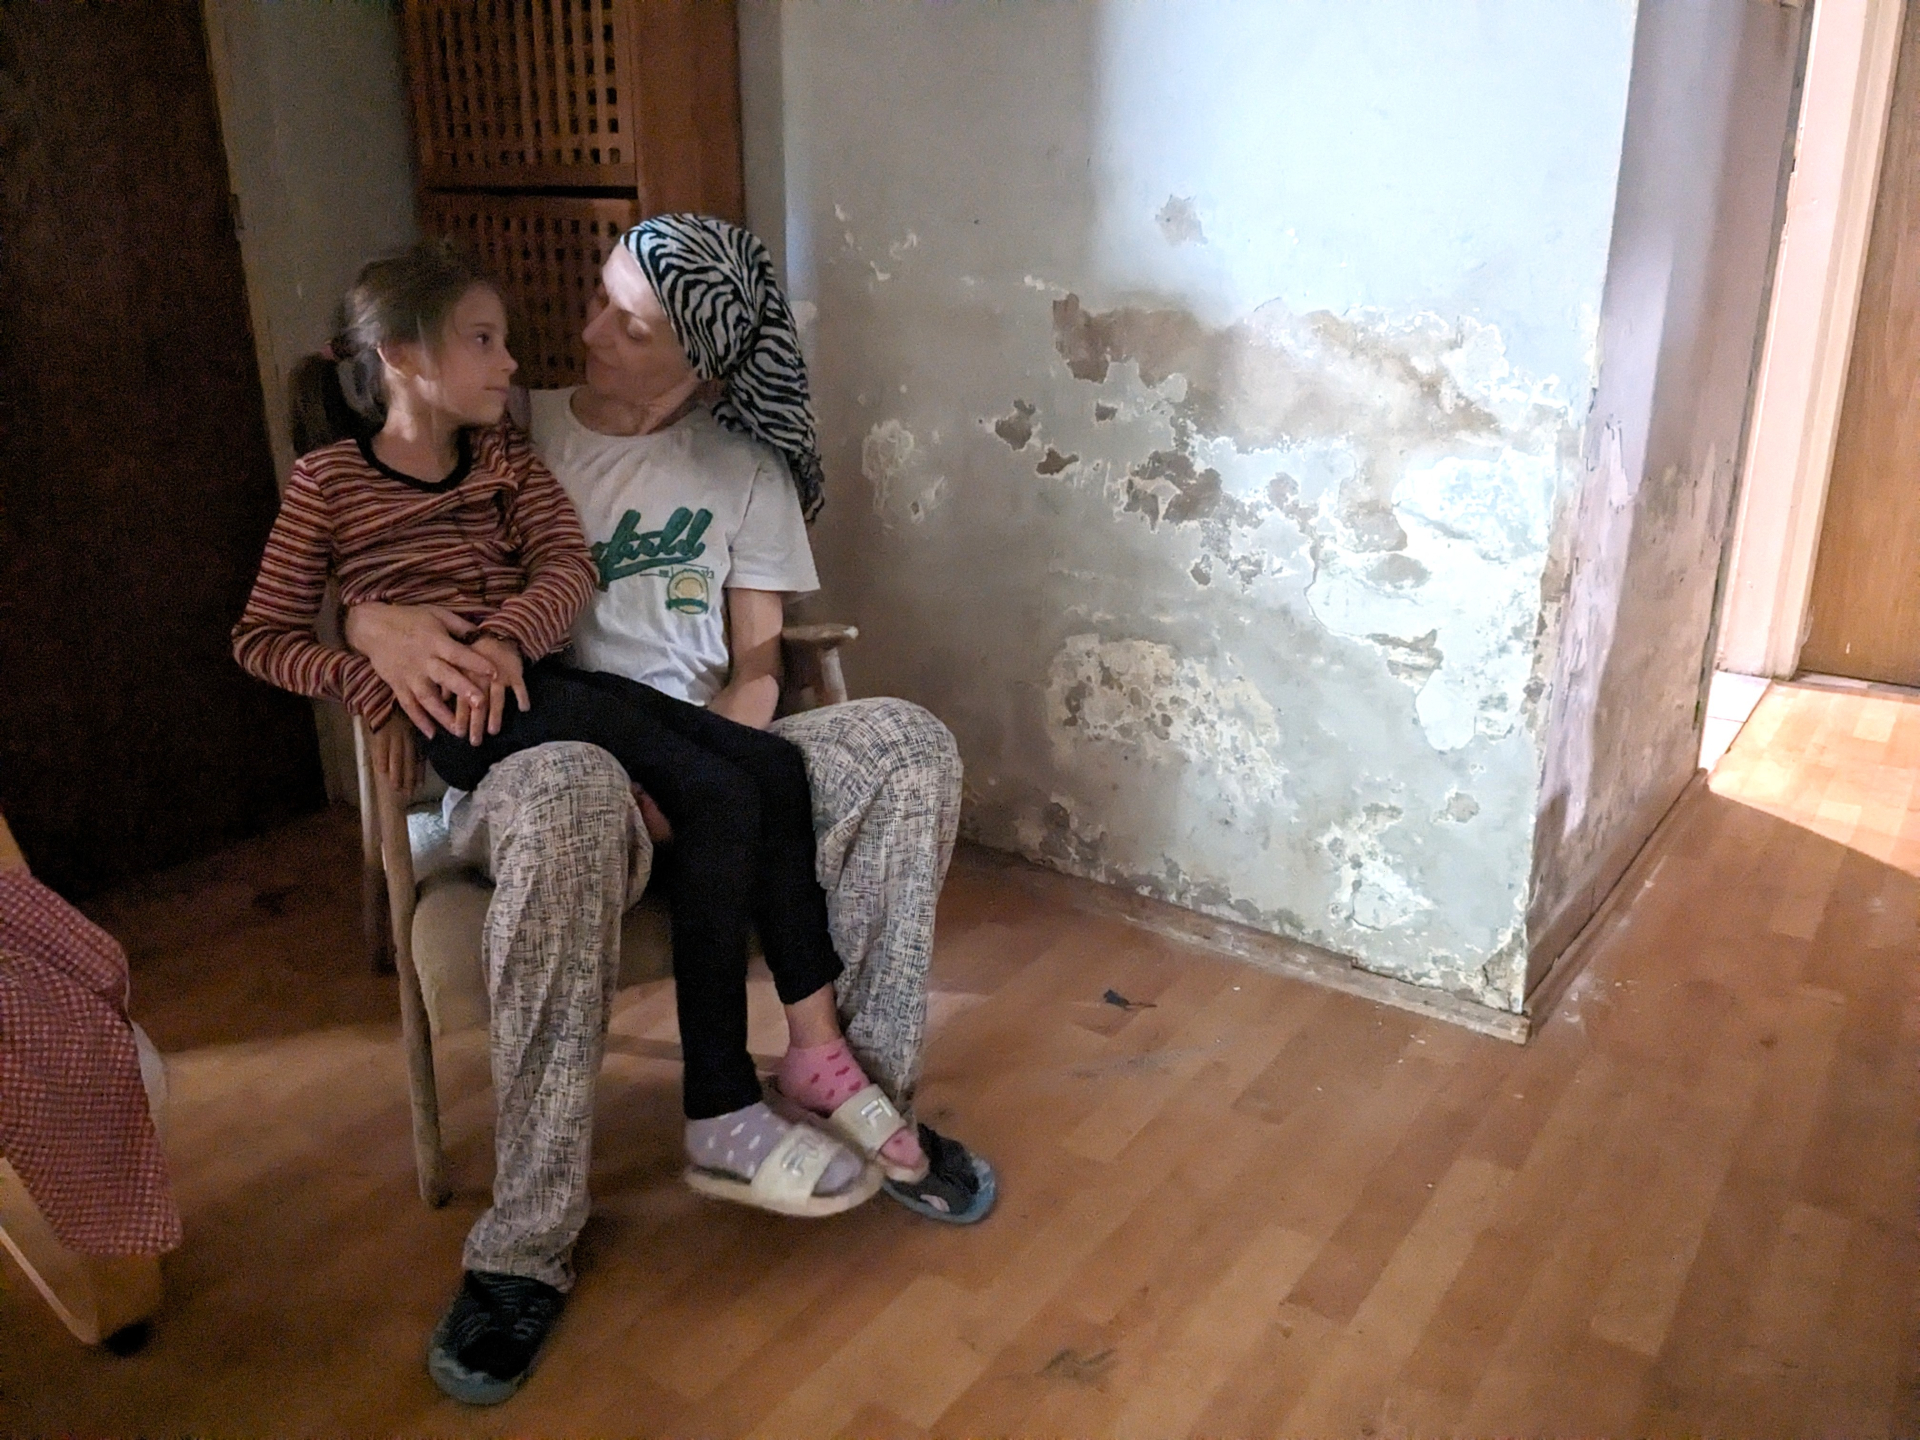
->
[[233, 241, 922, 1225]]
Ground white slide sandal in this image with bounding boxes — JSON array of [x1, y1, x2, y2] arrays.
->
[[797, 1083, 927, 1185], [683, 1122, 881, 1218]]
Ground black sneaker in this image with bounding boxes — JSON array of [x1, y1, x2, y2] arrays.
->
[[881, 1124, 997, 1224], [427, 1269, 566, 1405]]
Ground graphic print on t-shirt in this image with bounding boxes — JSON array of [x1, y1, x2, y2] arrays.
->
[[590, 505, 716, 615], [664, 566, 713, 615]]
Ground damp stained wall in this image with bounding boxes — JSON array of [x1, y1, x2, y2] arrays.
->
[[742, 2, 1773, 1014], [1529, 0, 1810, 985]]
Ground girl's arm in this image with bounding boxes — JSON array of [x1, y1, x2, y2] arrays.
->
[[474, 426, 596, 663], [709, 587, 785, 730], [231, 464, 396, 727]]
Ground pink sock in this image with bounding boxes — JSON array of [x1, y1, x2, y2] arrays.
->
[[779, 1038, 925, 1172]]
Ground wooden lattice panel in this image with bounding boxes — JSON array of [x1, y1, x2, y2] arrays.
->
[[425, 194, 637, 388], [404, 0, 639, 190]]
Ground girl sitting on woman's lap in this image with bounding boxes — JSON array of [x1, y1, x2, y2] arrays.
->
[[232, 242, 928, 1233]]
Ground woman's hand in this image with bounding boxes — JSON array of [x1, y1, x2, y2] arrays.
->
[[368, 710, 422, 796], [344, 602, 497, 738], [458, 634, 529, 744], [708, 588, 785, 730]]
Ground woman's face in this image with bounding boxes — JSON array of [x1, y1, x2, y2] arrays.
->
[[581, 243, 697, 407]]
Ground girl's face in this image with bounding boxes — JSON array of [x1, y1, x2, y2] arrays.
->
[[383, 284, 517, 425], [581, 243, 698, 407]]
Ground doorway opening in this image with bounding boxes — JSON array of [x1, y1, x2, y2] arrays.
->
[[1714, 0, 1915, 767]]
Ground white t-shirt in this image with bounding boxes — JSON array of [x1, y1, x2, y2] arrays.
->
[[528, 388, 818, 706]]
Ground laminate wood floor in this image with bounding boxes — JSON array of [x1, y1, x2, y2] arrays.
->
[[3, 681, 1917, 1436]]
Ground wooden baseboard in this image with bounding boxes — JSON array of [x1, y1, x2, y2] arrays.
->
[[1791, 671, 1920, 699], [952, 845, 1531, 1044], [1522, 769, 1710, 1033], [957, 765, 1711, 1047]]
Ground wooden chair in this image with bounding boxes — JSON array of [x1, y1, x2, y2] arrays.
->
[[356, 624, 857, 1207], [0, 814, 166, 1346]]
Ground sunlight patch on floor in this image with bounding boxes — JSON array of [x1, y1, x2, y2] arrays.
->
[[1701, 670, 1771, 772]]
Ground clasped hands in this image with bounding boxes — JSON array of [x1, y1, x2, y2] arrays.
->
[[345, 602, 670, 841], [345, 602, 521, 796]]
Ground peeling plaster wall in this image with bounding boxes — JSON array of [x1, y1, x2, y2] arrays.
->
[[1529, 0, 1809, 989], [750, 1, 1640, 1012]]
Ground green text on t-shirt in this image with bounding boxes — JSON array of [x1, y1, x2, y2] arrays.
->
[[590, 506, 713, 591]]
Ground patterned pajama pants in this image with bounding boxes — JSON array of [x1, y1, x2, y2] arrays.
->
[[444, 698, 962, 1289]]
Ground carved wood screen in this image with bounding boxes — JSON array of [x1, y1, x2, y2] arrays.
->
[[401, 0, 742, 387], [403, 0, 638, 191], [422, 193, 635, 387]]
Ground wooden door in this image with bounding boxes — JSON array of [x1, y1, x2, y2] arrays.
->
[[1802, 1, 1920, 684], [0, 3, 326, 897]]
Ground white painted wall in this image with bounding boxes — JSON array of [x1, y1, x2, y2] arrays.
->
[[201, 0, 418, 800], [1529, 0, 1811, 986], [202, 0, 419, 482]]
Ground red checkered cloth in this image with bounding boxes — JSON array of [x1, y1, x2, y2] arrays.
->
[[0, 869, 180, 1256]]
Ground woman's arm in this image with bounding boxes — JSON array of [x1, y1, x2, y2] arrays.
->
[[709, 587, 785, 730], [231, 466, 395, 725]]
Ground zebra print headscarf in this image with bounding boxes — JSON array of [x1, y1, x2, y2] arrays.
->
[[621, 214, 825, 521]]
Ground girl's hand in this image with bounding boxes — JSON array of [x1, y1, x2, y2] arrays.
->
[[344, 602, 497, 738], [633, 785, 674, 844], [369, 710, 422, 796], [466, 634, 529, 743]]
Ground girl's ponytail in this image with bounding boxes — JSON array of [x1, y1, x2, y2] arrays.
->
[[287, 347, 371, 457]]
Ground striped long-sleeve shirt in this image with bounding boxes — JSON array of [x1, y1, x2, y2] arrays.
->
[[232, 424, 596, 730]]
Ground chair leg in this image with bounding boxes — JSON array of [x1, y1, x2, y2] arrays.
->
[[367, 741, 450, 1208], [363, 866, 394, 977], [354, 718, 394, 975], [394, 940, 450, 1207], [818, 646, 850, 708]]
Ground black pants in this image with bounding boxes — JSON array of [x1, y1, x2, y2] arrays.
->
[[425, 661, 842, 1119]]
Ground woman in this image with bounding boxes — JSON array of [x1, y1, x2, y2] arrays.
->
[[345, 215, 993, 1405]]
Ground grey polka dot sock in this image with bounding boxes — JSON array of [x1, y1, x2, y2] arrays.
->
[[685, 1102, 864, 1196]]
